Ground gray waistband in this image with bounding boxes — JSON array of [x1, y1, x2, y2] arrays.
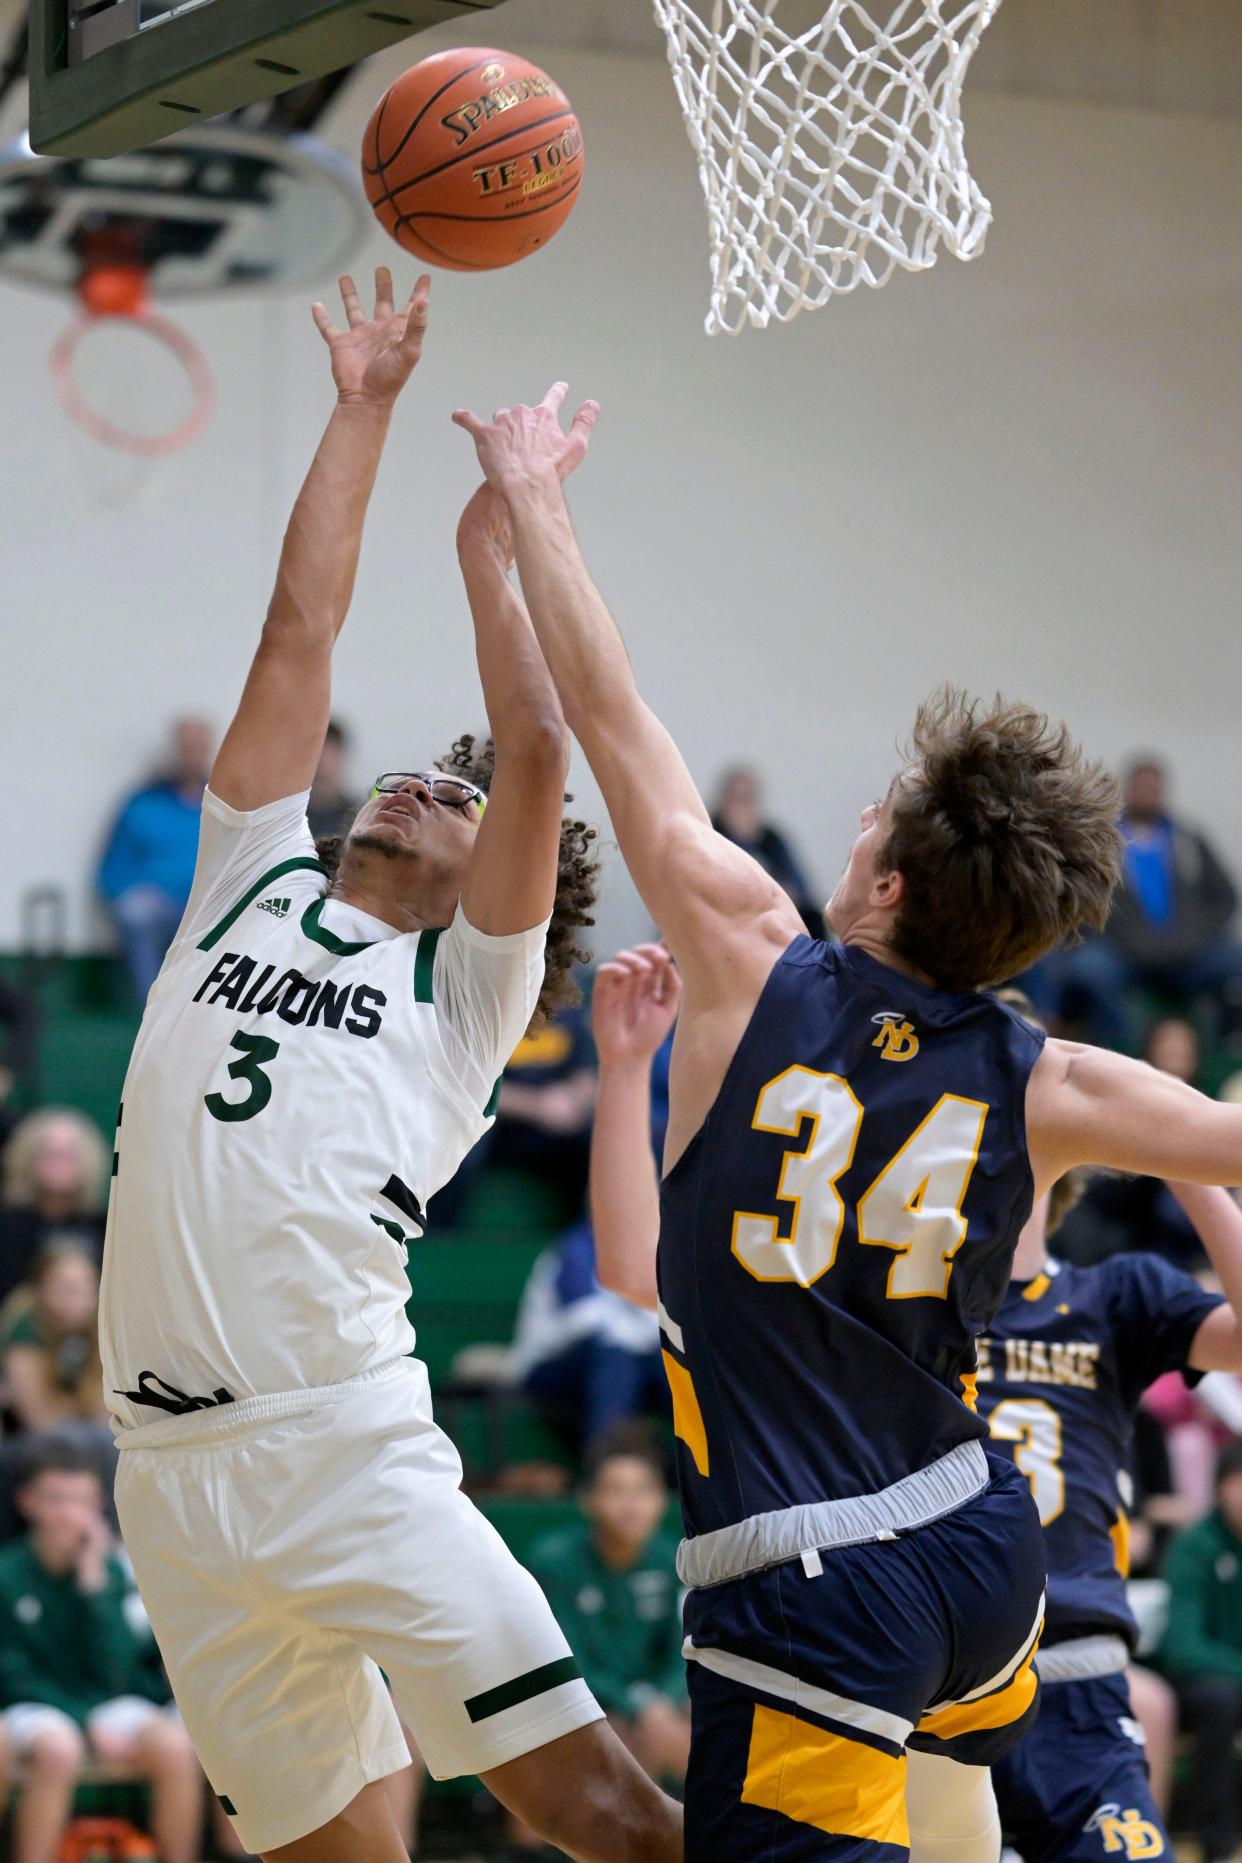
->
[[1034, 1635, 1129, 1685], [676, 1438, 990, 1590]]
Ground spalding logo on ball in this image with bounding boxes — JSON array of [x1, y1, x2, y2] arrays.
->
[[362, 49, 584, 271]]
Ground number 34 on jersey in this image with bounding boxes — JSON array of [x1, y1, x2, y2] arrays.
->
[[730, 1065, 988, 1301]]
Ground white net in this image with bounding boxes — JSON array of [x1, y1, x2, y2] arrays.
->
[[654, 0, 1002, 334]]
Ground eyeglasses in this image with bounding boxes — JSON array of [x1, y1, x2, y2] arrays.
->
[[370, 771, 486, 813]]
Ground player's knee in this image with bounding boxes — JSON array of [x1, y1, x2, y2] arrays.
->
[[28, 1722, 87, 1780], [906, 1751, 1000, 1849], [137, 1716, 197, 1771]]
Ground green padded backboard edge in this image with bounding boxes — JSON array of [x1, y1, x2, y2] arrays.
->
[[30, 0, 507, 158]]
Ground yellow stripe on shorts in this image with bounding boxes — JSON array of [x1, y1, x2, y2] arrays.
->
[[741, 1704, 909, 1847], [915, 1652, 1038, 1741], [661, 1350, 709, 1477]]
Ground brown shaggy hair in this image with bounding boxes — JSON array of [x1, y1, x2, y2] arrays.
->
[[879, 688, 1122, 992], [316, 734, 598, 1028]]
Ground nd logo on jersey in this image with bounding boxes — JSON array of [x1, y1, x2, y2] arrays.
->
[[1084, 1804, 1165, 1858], [871, 1012, 920, 1062]]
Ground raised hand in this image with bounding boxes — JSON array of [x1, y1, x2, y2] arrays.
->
[[457, 392, 598, 569], [312, 268, 431, 408], [452, 381, 599, 500], [592, 944, 681, 1067]]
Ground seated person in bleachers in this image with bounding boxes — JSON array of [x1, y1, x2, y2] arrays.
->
[[528, 1438, 689, 1784], [96, 715, 213, 1007], [1, 1243, 109, 1435], [0, 1440, 205, 1863], [490, 1001, 597, 1220], [1026, 756, 1242, 1050], [0, 1111, 107, 1311], [509, 1216, 665, 1452], [1158, 1439, 1242, 1863]]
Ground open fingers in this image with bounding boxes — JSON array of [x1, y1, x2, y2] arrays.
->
[[310, 301, 339, 343], [400, 275, 431, 353], [451, 408, 488, 438], [373, 265, 395, 319], [540, 380, 570, 419], [338, 275, 366, 328]]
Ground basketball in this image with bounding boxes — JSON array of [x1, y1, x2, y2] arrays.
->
[[361, 48, 584, 272]]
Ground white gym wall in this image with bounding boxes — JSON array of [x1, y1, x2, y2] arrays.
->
[[2, 29, 1240, 954]]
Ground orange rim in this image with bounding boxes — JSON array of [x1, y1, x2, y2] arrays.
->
[[50, 309, 214, 457]]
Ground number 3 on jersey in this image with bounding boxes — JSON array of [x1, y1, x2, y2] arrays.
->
[[205, 1031, 280, 1123], [731, 1066, 988, 1298]]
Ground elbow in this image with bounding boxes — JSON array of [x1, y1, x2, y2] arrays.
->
[[498, 713, 571, 775], [597, 1262, 659, 1313]]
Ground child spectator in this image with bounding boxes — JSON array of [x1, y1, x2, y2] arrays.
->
[[527, 1439, 688, 1782], [0, 1111, 107, 1310], [0, 1440, 204, 1863], [1158, 1439, 1242, 1863], [2, 1243, 108, 1434]]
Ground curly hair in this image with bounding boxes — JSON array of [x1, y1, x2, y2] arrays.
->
[[316, 734, 598, 1028], [880, 688, 1122, 992]]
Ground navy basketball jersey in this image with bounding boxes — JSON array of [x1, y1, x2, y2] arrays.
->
[[978, 1255, 1221, 1644], [658, 937, 1046, 1538]]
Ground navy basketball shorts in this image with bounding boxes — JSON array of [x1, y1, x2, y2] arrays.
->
[[993, 1671, 1169, 1861], [682, 1457, 1046, 1861]]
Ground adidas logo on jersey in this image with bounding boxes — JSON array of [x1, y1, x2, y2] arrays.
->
[[871, 1011, 919, 1062], [256, 896, 291, 920]]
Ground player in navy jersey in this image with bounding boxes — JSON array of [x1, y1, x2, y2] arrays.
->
[[455, 392, 1242, 1863], [974, 1002, 1242, 1861]]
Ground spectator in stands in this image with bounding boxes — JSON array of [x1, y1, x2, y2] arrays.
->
[[509, 1216, 665, 1451], [1052, 1022, 1208, 1272], [0, 1110, 107, 1310], [489, 1002, 597, 1222], [710, 765, 819, 933], [0, 1439, 204, 1863], [1159, 1439, 1242, 1863], [1, 1242, 108, 1434], [307, 717, 362, 846], [97, 715, 213, 1005], [1034, 757, 1242, 1050], [528, 1438, 688, 1782]]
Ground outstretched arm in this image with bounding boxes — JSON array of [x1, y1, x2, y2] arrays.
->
[[1029, 1039, 1242, 1189], [1170, 1183, 1242, 1373], [451, 388, 804, 975], [454, 442, 587, 934], [590, 946, 681, 1311], [211, 269, 430, 811]]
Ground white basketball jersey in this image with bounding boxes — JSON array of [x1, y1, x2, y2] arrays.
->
[[99, 788, 548, 1432]]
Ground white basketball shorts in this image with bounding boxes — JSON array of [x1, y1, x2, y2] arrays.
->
[[114, 1356, 601, 1855]]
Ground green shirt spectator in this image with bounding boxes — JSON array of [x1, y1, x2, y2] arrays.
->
[[528, 1520, 685, 1720], [1157, 1440, 1242, 1862], [0, 1438, 210, 1863], [527, 1438, 690, 1785], [1160, 1505, 1242, 1685], [0, 1537, 163, 1725]]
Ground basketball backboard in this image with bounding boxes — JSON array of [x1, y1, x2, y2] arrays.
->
[[28, 0, 509, 158]]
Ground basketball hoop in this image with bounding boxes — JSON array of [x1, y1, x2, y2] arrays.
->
[[50, 263, 214, 457], [654, 0, 1002, 334]]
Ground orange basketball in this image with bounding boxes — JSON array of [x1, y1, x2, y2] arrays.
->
[[361, 48, 584, 272]]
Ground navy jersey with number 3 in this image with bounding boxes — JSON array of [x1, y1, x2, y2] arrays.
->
[[658, 937, 1046, 1536], [979, 1255, 1222, 1645]]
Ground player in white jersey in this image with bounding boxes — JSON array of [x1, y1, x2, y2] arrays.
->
[[99, 271, 682, 1863]]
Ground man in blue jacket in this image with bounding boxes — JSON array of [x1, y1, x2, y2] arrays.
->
[[97, 716, 212, 1003]]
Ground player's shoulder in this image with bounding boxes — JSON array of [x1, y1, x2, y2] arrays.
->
[[1096, 1248, 1197, 1307]]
